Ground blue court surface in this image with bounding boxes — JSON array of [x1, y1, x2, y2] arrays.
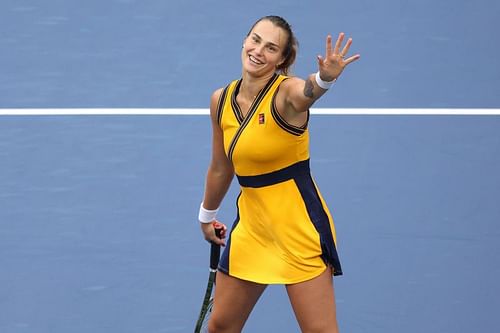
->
[[1, 1, 500, 332]]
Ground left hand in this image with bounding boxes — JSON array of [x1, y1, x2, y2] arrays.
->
[[317, 32, 360, 82]]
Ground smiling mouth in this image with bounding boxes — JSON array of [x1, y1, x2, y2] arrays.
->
[[249, 55, 264, 65]]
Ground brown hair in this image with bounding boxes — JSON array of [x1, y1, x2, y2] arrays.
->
[[246, 15, 298, 75]]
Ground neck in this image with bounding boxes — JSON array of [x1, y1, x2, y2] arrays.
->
[[240, 71, 275, 99]]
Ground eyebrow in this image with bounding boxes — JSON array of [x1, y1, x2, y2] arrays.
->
[[252, 33, 281, 49]]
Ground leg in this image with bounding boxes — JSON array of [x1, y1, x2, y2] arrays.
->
[[208, 271, 267, 333], [286, 267, 339, 333]]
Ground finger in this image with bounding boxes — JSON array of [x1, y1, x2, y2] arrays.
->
[[212, 221, 228, 242], [212, 221, 225, 236], [343, 54, 361, 65], [340, 37, 353, 57], [213, 237, 226, 246], [317, 54, 325, 68], [214, 221, 227, 231], [219, 227, 228, 239], [204, 231, 226, 245], [325, 34, 333, 56], [333, 32, 344, 55], [212, 221, 224, 231]]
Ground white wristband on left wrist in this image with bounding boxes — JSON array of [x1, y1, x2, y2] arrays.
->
[[198, 202, 219, 224]]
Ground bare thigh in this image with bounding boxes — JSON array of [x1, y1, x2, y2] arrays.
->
[[208, 271, 267, 333], [286, 267, 339, 333]]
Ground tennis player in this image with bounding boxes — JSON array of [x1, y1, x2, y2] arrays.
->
[[198, 15, 360, 332]]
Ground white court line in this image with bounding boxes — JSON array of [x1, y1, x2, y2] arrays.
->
[[0, 108, 499, 115]]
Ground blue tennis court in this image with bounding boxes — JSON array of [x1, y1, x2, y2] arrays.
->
[[1, 1, 499, 332]]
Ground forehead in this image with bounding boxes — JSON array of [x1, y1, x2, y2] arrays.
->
[[250, 20, 287, 46]]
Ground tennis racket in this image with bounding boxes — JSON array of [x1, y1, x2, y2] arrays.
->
[[194, 225, 222, 333]]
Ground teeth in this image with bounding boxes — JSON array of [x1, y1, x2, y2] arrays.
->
[[249, 55, 263, 65]]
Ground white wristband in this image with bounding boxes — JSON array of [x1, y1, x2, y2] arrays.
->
[[315, 71, 336, 90], [198, 202, 219, 224]]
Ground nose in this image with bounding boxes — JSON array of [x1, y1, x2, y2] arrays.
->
[[254, 44, 265, 55]]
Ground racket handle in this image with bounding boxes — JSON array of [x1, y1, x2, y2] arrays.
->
[[210, 226, 222, 270]]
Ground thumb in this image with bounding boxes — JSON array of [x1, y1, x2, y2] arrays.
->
[[317, 55, 325, 68]]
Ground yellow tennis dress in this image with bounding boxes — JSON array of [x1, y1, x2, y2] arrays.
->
[[217, 73, 342, 284]]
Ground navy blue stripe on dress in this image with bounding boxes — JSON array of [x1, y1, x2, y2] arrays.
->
[[218, 193, 242, 275], [237, 159, 310, 188], [294, 174, 343, 276], [230, 80, 244, 124]]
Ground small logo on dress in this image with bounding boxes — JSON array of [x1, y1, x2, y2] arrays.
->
[[258, 113, 265, 124]]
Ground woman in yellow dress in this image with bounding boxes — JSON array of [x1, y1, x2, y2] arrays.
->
[[198, 15, 360, 332]]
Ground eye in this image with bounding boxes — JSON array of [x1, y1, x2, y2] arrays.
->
[[267, 46, 278, 53]]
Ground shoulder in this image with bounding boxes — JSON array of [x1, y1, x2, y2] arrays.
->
[[210, 78, 238, 108], [208, 88, 224, 123], [211, 77, 239, 115], [275, 76, 308, 114], [277, 76, 306, 105], [279, 76, 305, 92], [210, 88, 225, 108]]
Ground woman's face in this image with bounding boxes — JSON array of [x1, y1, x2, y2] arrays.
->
[[241, 20, 287, 77]]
